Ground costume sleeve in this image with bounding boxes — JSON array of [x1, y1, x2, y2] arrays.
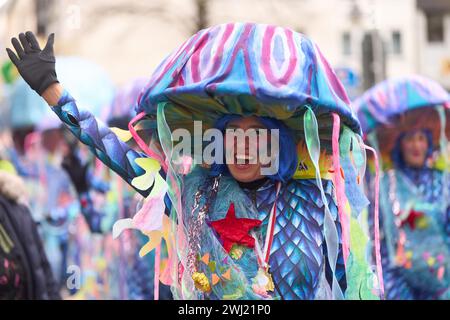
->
[[51, 90, 151, 197]]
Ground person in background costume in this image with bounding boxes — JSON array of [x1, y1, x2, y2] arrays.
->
[[354, 76, 450, 299], [0, 158, 61, 299]]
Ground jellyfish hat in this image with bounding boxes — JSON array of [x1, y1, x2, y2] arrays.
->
[[118, 23, 382, 300], [354, 75, 450, 167]]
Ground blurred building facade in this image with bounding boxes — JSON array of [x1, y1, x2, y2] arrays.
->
[[0, 0, 449, 94], [417, 0, 450, 90]]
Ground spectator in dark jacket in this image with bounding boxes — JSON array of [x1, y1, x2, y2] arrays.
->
[[0, 166, 61, 299]]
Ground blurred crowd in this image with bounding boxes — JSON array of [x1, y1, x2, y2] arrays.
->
[[0, 56, 173, 299]]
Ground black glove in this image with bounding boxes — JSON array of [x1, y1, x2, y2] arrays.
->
[[61, 153, 90, 195], [6, 31, 58, 95]]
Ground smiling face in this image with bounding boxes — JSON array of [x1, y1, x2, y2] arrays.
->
[[400, 130, 429, 168], [224, 116, 269, 183]]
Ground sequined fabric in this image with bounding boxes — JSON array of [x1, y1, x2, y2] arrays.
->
[[244, 178, 346, 299], [372, 166, 450, 300]]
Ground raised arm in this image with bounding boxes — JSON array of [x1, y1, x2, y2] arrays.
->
[[6, 32, 151, 197]]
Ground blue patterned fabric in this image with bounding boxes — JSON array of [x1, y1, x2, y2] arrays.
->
[[182, 167, 346, 300], [248, 179, 347, 299]]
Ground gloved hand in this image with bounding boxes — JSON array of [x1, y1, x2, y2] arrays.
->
[[61, 153, 90, 195], [6, 31, 58, 95]]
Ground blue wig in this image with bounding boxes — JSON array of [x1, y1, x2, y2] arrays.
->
[[209, 114, 298, 183], [391, 128, 434, 169]]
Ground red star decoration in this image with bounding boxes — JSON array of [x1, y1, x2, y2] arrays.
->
[[209, 202, 262, 252], [400, 209, 425, 230]]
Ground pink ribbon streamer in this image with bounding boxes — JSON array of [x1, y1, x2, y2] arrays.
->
[[129, 112, 170, 299], [159, 243, 174, 286], [331, 113, 350, 265], [154, 243, 161, 300], [94, 158, 103, 177], [128, 112, 168, 172], [117, 177, 126, 300], [362, 144, 385, 299]]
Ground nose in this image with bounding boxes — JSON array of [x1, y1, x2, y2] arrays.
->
[[411, 140, 425, 153]]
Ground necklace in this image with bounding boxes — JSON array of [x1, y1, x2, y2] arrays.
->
[[251, 182, 281, 295]]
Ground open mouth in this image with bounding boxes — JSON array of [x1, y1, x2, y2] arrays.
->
[[233, 154, 256, 170], [236, 154, 255, 161]]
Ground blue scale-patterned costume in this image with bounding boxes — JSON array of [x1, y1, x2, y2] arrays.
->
[[244, 179, 347, 299], [181, 166, 348, 300]]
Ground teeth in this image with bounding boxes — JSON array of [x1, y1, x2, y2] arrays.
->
[[236, 155, 255, 161]]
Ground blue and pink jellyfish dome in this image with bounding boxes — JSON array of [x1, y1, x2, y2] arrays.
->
[[136, 23, 361, 137], [353, 75, 450, 153], [354, 75, 450, 135]]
